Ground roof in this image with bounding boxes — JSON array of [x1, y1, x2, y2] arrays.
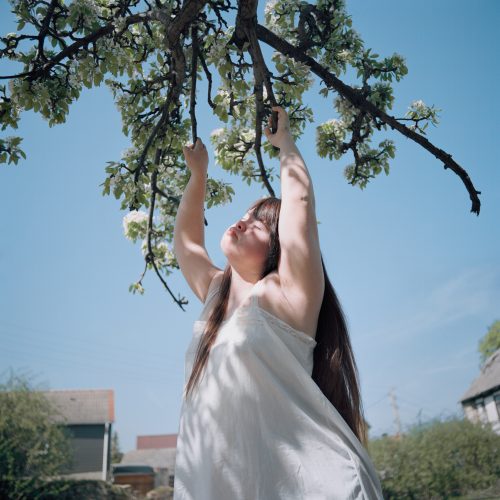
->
[[461, 349, 500, 403], [41, 389, 115, 424], [112, 465, 155, 475], [137, 434, 177, 449], [119, 448, 176, 471]]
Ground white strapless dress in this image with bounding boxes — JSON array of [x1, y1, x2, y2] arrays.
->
[[173, 279, 383, 499]]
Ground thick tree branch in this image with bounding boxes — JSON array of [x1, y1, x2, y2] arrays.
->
[[189, 24, 199, 142], [165, 0, 208, 46], [256, 24, 481, 215], [131, 0, 207, 208], [37, 0, 60, 62], [231, 0, 276, 196]]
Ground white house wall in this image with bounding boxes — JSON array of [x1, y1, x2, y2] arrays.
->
[[463, 392, 500, 435]]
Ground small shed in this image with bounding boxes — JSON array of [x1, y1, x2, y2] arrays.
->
[[460, 349, 500, 435], [43, 389, 115, 480], [112, 464, 155, 496], [119, 434, 177, 489]]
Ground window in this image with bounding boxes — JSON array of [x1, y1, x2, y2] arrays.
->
[[494, 393, 500, 419], [474, 398, 488, 424]]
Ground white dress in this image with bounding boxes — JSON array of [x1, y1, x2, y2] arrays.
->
[[173, 279, 383, 500]]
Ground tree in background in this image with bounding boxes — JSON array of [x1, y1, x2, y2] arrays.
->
[[478, 319, 500, 365], [111, 430, 124, 464], [0, 369, 73, 498], [368, 417, 500, 499], [0, 0, 481, 306]]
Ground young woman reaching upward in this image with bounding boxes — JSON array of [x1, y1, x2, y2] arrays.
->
[[172, 106, 383, 499]]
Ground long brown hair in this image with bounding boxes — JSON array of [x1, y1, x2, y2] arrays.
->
[[184, 196, 367, 445]]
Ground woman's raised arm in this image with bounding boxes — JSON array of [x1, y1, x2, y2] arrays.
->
[[264, 107, 324, 306], [173, 138, 222, 303]]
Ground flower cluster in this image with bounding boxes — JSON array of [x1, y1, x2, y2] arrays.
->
[[68, 0, 101, 25], [113, 15, 128, 35], [334, 94, 358, 122], [210, 128, 225, 138], [405, 99, 440, 134], [123, 210, 148, 241], [316, 118, 347, 160], [141, 240, 175, 267], [409, 100, 427, 114], [337, 49, 352, 62]]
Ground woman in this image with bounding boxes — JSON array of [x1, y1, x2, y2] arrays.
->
[[172, 106, 383, 499]]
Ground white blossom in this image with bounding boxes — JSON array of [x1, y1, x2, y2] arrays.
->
[[141, 240, 175, 265], [410, 100, 427, 112], [264, 0, 278, 16], [324, 118, 346, 138], [123, 210, 148, 240], [68, 0, 100, 24], [335, 95, 357, 120], [210, 128, 225, 138], [114, 15, 128, 34], [337, 49, 351, 62]]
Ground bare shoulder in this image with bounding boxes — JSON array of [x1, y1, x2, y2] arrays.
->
[[258, 271, 322, 340], [203, 269, 225, 304]]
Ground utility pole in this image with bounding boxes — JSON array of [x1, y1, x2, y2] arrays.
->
[[389, 387, 402, 439]]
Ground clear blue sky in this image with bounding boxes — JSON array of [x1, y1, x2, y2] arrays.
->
[[1, 0, 499, 453]]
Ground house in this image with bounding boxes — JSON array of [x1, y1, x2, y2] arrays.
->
[[119, 434, 177, 490], [460, 348, 500, 435], [42, 389, 115, 480]]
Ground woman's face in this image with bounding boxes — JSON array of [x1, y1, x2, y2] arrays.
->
[[220, 207, 271, 271]]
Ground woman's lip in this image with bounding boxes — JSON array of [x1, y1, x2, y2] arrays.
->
[[228, 228, 238, 238]]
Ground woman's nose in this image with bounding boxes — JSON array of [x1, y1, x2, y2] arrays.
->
[[236, 220, 246, 231]]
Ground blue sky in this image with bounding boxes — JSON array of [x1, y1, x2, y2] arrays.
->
[[1, 0, 499, 453]]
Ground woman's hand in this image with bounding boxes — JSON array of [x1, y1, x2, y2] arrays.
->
[[263, 106, 294, 149], [183, 137, 208, 175]]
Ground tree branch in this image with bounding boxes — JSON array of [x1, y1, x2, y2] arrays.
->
[[256, 24, 481, 215], [232, 0, 276, 196], [140, 147, 188, 309], [189, 23, 199, 142], [0, 12, 155, 81]]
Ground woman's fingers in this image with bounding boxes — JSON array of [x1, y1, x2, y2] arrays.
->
[[183, 138, 207, 153]]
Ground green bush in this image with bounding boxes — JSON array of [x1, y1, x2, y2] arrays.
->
[[368, 417, 500, 499], [0, 371, 73, 499], [0, 478, 138, 499]]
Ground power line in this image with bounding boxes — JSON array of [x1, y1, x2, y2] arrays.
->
[[365, 393, 388, 409], [0, 320, 186, 361], [0, 345, 178, 387]]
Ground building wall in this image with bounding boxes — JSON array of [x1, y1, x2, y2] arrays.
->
[[463, 391, 500, 435], [65, 424, 106, 473]]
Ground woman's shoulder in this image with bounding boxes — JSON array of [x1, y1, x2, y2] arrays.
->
[[259, 270, 320, 341], [203, 270, 225, 304]]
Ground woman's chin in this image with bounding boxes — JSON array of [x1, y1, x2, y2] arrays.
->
[[220, 238, 235, 256]]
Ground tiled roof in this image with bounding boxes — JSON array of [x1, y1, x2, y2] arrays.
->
[[461, 349, 500, 403], [137, 434, 177, 449], [41, 389, 114, 424], [119, 447, 176, 471]]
